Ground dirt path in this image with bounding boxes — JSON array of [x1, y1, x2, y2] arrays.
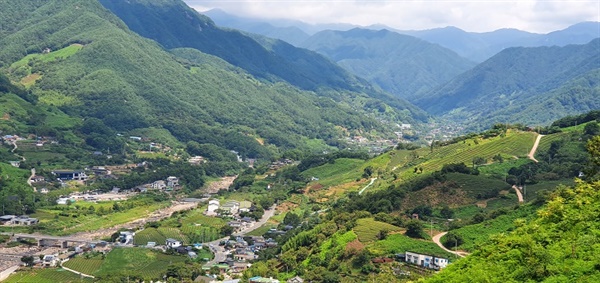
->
[[432, 232, 468, 258], [27, 168, 35, 188], [527, 134, 544, 163], [358, 178, 377, 195], [512, 185, 524, 203]]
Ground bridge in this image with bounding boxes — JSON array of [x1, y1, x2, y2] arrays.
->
[[1, 232, 100, 248]]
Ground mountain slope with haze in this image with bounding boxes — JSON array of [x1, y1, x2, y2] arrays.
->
[[299, 28, 476, 101], [415, 39, 600, 130]]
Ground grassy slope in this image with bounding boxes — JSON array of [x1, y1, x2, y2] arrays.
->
[[5, 268, 93, 283], [353, 218, 403, 242], [427, 180, 600, 282], [444, 204, 539, 252]]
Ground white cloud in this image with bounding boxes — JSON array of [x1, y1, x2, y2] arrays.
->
[[184, 0, 599, 33]]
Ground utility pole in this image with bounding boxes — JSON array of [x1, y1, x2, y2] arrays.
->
[[430, 219, 433, 239]]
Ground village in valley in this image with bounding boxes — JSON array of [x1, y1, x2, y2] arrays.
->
[[0, 130, 456, 283]]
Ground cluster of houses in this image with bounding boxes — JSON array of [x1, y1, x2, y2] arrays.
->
[[203, 235, 279, 277], [206, 199, 252, 217], [268, 159, 295, 171], [150, 176, 180, 191], [0, 215, 39, 226]]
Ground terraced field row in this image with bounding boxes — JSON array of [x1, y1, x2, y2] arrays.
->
[[5, 268, 93, 283], [62, 257, 103, 275], [415, 132, 537, 173]]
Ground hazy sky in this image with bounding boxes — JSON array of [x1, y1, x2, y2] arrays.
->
[[183, 0, 599, 33]]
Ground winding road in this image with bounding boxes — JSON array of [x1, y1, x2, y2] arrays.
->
[[432, 232, 468, 258]]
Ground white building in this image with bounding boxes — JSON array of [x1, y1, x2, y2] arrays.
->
[[42, 254, 59, 267], [405, 251, 448, 269], [152, 180, 166, 190], [207, 199, 220, 214], [221, 200, 240, 215], [166, 176, 179, 188], [166, 238, 182, 249]]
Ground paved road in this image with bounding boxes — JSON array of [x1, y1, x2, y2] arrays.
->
[[204, 207, 276, 267], [432, 232, 468, 258], [527, 134, 544, 163], [358, 178, 377, 195]]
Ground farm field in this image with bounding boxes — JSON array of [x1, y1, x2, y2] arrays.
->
[[62, 256, 103, 275], [5, 268, 93, 283], [246, 223, 277, 236], [134, 228, 167, 246], [36, 201, 167, 236], [301, 158, 365, 187], [399, 131, 537, 178], [353, 218, 403, 242], [95, 247, 186, 279]]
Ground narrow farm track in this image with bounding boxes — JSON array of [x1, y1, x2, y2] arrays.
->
[[432, 232, 468, 258], [527, 134, 544, 163], [512, 185, 524, 203], [61, 261, 96, 279], [358, 178, 377, 195]]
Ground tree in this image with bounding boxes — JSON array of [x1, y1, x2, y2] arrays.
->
[[405, 220, 424, 238], [584, 122, 600, 136], [220, 225, 234, 236], [586, 135, 600, 178], [443, 232, 463, 249], [472, 156, 486, 168], [362, 166, 374, 178], [21, 256, 34, 267], [440, 206, 454, 219], [377, 229, 389, 240]]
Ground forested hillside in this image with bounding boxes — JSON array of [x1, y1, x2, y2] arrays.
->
[[415, 39, 600, 130], [299, 28, 475, 101], [0, 0, 425, 160], [427, 137, 600, 282]]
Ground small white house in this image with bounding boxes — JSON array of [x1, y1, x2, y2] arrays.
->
[[207, 199, 220, 214], [166, 238, 182, 249], [405, 251, 448, 269], [166, 176, 179, 187], [221, 200, 240, 215], [152, 180, 166, 190], [42, 254, 59, 267], [119, 231, 135, 245]]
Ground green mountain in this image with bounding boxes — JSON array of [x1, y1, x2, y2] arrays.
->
[[98, 0, 375, 94], [299, 28, 476, 101], [0, 0, 423, 160], [415, 39, 600, 130], [427, 174, 600, 282]]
